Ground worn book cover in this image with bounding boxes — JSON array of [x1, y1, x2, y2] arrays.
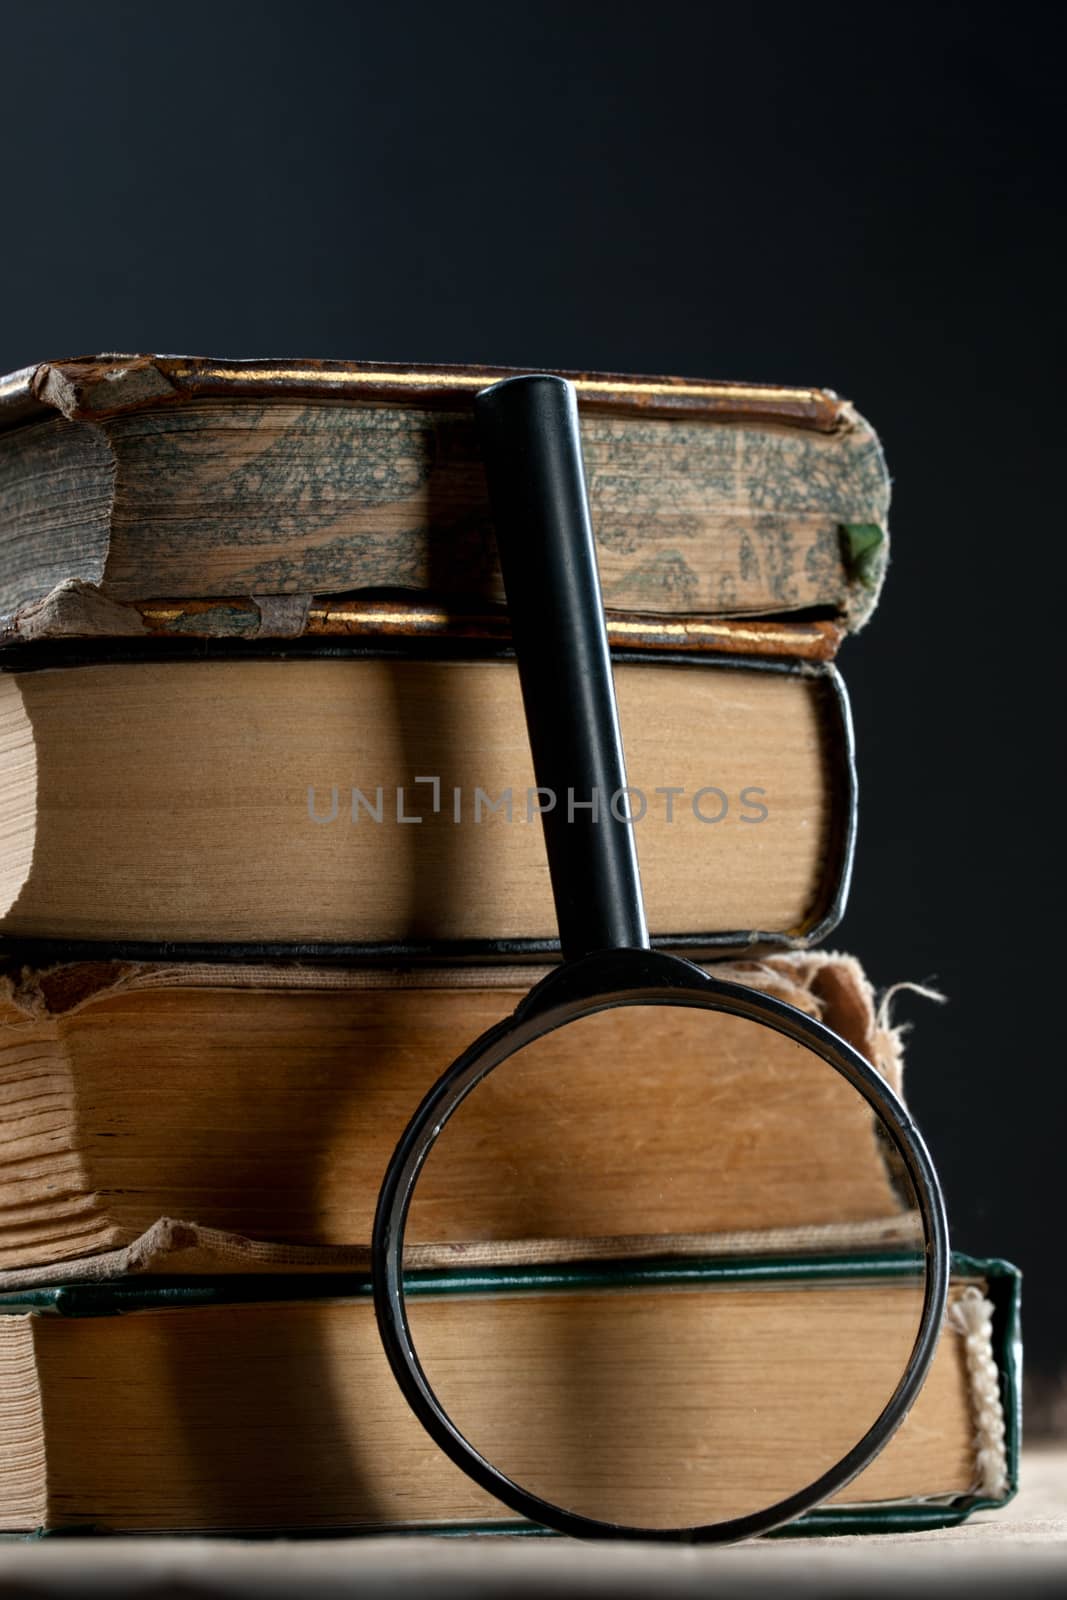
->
[[0, 357, 889, 647], [0, 1250, 1019, 1537]]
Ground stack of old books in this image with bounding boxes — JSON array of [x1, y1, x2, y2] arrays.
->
[[0, 356, 1017, 1536]]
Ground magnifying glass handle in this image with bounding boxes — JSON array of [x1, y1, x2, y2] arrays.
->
[[476, 374, 649, 961]]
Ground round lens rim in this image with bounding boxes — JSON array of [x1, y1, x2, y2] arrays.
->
[[371, 957, 950, 1543]]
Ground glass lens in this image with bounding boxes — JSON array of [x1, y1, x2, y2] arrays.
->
[[400, 1001, 927, 1529]]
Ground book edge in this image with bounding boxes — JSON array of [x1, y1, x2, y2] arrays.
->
[[0, 357, 850, 431], [0, 1253, 1020, 1539]]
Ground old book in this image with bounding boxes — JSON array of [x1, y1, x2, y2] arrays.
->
[[0, 950, 907, 1275], [0, 1252, 1019, 1535], [3, 592, 848, 662], [0, 357, 889, 642], [0, 653, 853, 956]]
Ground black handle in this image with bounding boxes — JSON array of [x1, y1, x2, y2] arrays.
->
[[475, 374, 649, 960]]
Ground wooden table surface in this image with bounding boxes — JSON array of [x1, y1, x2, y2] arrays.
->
[[0, 1448, 1063, 1597]]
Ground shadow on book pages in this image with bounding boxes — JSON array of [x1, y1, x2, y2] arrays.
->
[[394, 997, 933, 1534]]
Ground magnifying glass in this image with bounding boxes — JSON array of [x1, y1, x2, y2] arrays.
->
[[372, 373, 949, 1542]]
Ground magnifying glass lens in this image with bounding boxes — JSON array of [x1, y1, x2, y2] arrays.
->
[[401, 1002, 926, 1529]]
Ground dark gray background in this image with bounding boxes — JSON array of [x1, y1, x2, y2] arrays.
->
[[2, 4, 1061, 1389]]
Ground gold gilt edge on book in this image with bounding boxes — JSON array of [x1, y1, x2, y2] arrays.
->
[[0, 590, 843, 659], [0, 356, 848, 431], [127, 602, 843, 661]]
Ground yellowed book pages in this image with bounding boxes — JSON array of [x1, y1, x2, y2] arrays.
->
[[0, 656, 848, 947], [0, 1272, 993, 1533], [0, 950, 907, 1272]]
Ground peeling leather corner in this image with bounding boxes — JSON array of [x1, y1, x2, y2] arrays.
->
[[30, 355, 178, 421], [1, 579, 148, 644]]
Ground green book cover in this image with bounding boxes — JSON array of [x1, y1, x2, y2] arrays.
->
[[0, 1250, 1020, 1540]]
